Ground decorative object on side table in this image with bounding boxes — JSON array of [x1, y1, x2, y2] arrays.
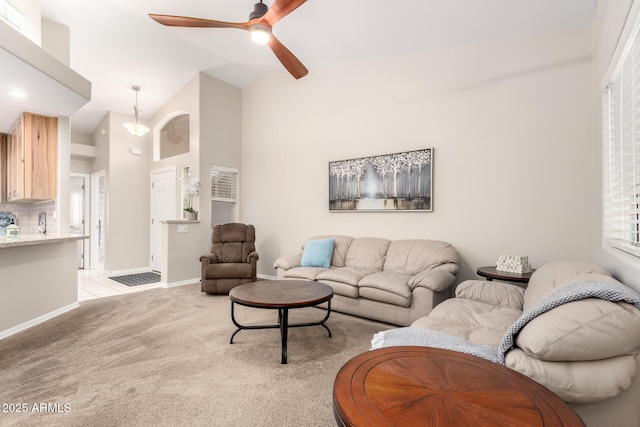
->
[[496, 254, 531, 273]]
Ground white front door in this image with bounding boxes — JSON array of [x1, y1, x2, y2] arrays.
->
[[150, 167, 176, 272]]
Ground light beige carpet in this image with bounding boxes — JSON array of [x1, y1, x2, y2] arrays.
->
[[0, 283, 391, 426]]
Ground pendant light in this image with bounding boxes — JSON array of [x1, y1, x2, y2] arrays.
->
[[123, 85, 150, 136]]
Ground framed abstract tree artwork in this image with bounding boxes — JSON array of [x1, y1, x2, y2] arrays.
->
[[329, 148, 433, 212]]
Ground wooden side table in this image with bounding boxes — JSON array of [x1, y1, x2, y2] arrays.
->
[[333, 346, 584, 427], [477, 265, 535, 284]]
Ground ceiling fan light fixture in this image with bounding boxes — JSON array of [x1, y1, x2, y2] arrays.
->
[[250, 24, 271, 44], [123, 85, 150, 137]]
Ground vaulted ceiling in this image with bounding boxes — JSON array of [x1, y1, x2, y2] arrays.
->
[[37, 0, 596, 135]]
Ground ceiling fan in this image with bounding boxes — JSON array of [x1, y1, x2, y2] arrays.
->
[[149, 0, 309, 79]]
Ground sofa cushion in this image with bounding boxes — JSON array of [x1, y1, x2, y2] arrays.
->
[[455, 280, 525, 310], [304, 235, 353, 267], [420, 298, 522, 346], [523, 260, 610, 311], [317, 280, 359, 298], [204, 263, 253, 279], [344, 237, 391, 271], [411, 315, 508, 347], [316, 267, 374, 286], [359, 271, 412, 298], [300, 238, 335, 268], [515, 299, 640, 361], [316, 266, 367, 299], [359, 287, 411, 307], [283, 266, 330, 281], [383, 240, 459, 276], [505, 349, 639, 403]]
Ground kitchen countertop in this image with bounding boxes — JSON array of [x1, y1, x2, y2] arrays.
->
[[0, 234, 88, 249]]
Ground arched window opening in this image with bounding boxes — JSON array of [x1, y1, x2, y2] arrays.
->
[[160, 114, 189, 159]]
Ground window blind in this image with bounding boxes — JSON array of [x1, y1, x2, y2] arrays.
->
[[211, 166, 238, 202], [606, 26, 640, 257]]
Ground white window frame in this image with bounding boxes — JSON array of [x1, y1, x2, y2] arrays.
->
[[603, 3, 640, 258], [211, 165, 239, 223]]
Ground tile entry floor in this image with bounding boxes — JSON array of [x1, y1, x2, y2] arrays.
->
[[78, 269, 164, 301]]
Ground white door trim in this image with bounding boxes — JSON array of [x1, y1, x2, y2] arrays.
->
[[150, 166, 177, 272], [70, 173, 90, 269], [90, 170, 106, 271]]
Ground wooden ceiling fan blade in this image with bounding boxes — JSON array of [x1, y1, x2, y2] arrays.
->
[[149, 14, 249, 30], [268, 35, 308, 79], [263, 0, 307, 26]]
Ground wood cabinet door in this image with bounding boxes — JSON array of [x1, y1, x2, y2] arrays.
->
[[0, 134, 6, 203], [23, 113, 57, 200], [7, 118, 24, 202]]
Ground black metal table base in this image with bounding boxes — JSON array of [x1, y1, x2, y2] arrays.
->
[[229, 301, 332, 364]]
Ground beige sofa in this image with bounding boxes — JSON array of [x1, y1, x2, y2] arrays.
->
[[404, 260, 640, 427], [273, 235, 458, 326]]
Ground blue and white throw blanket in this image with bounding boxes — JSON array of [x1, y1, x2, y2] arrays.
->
[[370, 281, 640, 365]]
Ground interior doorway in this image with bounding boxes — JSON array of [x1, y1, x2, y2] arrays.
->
[[150, 166, 177, 272], [70, 173, 90, 269]]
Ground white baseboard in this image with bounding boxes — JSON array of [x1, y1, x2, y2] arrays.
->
[[163, 278, 199, 288], [257, 273, 277, 280], [0, 302, 79, 340]]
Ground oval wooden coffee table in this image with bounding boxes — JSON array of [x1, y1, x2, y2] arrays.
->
[[333, 346, 585, 426], [229, 280, 333, 364]]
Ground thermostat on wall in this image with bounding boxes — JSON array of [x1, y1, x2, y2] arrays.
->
[[130, 148, 142, 155]]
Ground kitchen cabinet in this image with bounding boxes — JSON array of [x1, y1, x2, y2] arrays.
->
[[0, 134, 6, 202], [7, 112, 57, 203]]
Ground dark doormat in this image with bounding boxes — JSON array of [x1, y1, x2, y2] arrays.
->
[[110, 272, 161, 286]]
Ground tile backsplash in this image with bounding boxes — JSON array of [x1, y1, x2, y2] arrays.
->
[[0, 201, 57, 235]]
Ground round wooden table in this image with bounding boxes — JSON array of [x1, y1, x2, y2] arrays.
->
[[333, 346, 585, 426], [229, 280, 333, 364]]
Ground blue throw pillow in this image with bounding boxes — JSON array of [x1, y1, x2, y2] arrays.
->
[[300, 238, 335, 268]]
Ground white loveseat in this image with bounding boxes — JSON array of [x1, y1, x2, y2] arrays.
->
[[273, 235, 459, 326], [405, 260, 640, 427]]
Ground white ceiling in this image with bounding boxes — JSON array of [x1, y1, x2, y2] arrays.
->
[[36, 0, 597, 135]]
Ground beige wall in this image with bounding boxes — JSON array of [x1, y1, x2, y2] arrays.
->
[[89, 112, 152, 272], [10, 0, 40, 44], [199, 72, 243, 231], [591, 0, 640, 291], [242, 29, 593, 281], [105, 112, 152, 271], [41, 18, 70, 65]]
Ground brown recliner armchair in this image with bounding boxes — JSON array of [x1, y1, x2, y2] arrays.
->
[[200, 223, 259, 294]]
